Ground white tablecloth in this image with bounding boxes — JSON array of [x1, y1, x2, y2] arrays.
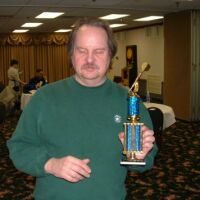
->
[[20, 90, 36, 110], [144, 102, 176, 129]]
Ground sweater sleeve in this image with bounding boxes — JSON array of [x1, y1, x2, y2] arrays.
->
[[127, 101, 158, 172], [7, 91, 50, 177]]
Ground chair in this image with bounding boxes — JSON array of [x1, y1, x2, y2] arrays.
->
[[147, 107, 164, 149]]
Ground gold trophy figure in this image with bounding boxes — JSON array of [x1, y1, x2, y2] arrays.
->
[[120, 62, 151, 165]]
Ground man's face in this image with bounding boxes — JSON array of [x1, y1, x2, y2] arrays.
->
[[71, 25, 111, 87], [39, 71, 43, 78], [36, 71, 43, 78], [14, 64, 19, 69]]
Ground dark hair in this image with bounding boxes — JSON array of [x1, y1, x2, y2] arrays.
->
[[10, 59, 19, 66], [35, 68, 43, 73], [68, 18, 117, 67]]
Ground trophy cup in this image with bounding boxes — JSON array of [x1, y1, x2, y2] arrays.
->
[[120, 62, 151, 165]]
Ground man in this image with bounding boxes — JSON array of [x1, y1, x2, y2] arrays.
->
[[0, 59, 26, 112], [23, 68, 47, 93], [8, 59, 26, 90], [7, 18, 157, 200], [29, 68, 47, 88]]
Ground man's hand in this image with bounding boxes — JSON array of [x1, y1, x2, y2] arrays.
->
[[118, 125, 155, 160], [44, 156, 91, 182]]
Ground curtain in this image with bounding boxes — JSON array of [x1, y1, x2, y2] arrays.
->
[[0, 33, 70, 85]]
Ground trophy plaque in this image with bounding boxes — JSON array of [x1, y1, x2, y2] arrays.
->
[[120, 62, 150, 165]]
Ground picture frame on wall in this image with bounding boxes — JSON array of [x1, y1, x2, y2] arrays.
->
[[122, 45, 138, 87]]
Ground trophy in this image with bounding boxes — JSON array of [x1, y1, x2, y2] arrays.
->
[[120, 62, 151, 165]]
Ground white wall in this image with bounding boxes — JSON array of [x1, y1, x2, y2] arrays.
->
[[108, 25, 164, 81]]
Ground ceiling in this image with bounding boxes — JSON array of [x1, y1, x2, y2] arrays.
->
[[0, 0, 200, 33]]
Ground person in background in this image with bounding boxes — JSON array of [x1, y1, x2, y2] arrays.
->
[[8, 59, 26, 91], [1, 59, 26, 113], [29, 68, 47, 88], [7, 18, 157, 200], [23, 68, 47, 93]]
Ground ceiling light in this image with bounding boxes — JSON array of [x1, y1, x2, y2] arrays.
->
[[36, 12, 64, 19], [110, 24, 127, 28], [54, 29, 72, 33], [21, 23, 43, 28], [100, 14, 130, 20], [12, 29, 29, 33], [134, 16, 164, 21]]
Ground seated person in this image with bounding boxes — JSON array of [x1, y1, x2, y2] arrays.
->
[[23, 69, 47, 93]]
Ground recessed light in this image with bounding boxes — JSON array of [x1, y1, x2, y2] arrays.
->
[[100, 14, 130, 20], [36, 12, 64, 19], [134, 16, 164, 21], [21, 23, 43, 28], [110, 24, 127, 28], [54, 29, 72, 33], [12, 29, 29, 33]]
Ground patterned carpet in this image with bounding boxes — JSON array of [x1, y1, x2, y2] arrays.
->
[[0, 115, 200, 200]]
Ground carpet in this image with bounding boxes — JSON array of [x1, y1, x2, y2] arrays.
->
[[0, 116, 199, 200]]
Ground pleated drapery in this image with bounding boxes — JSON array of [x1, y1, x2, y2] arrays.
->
[[0, 33, 71, 85]]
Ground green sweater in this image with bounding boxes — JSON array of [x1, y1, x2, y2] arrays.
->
[[7, 77, 157, 200]]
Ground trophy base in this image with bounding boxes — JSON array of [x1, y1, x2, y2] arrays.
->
[[120, 160, 146, 165]]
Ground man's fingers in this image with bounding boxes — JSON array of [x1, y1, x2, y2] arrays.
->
[[64, 173, 83, 183], [71, 158, 91, 173], [143, 135, 155, 143], [118, 132, 124, 144], [68, 170, 85, 181], [72, 162, 91, 178], [45, 156, 92, 183]]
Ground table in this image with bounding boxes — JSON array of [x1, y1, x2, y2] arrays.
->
[[20, 90, 36, 110], [144, 102, 176, 129]]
